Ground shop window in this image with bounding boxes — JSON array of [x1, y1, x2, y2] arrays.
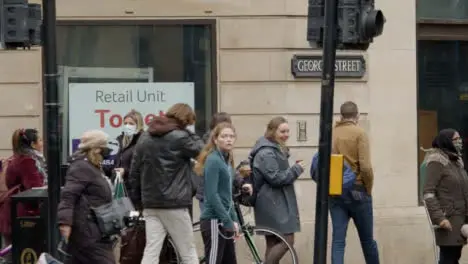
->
[[417, 0, 468, 20], [417, 40, 468, 199], [55, 21, 215, 160]]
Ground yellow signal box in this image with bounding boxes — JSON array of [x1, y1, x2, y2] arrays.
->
[[329, 154, 344, 196]]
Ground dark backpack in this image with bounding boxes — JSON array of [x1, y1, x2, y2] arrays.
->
[[238, 146, 270, 208], [235, 159, 256, 207]]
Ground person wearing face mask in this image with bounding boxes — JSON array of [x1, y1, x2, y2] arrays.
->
[[249, 116, 305, 263], [57, 130, 115, 264], [113, 110, 144, 206], [423, 129, 468, 264], [105, 110, 144, 263]]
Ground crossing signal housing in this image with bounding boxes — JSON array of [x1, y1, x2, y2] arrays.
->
[[307, 0, 386, 50], [0, 0, 42, 49], [361, 8, 384, 40]]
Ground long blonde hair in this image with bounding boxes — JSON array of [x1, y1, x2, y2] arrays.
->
[[122, 109, 144, 148], [194, 122, 236, 176]]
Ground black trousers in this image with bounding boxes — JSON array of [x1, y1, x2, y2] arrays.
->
[[200, 219, 237, 264], [439, 246, 463, 264]]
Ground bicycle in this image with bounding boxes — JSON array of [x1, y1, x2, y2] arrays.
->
[[124, 215, 180, 264], [191, 192, 299, 264], [126, 191, 299, 264], [0, 244, 12, 264]]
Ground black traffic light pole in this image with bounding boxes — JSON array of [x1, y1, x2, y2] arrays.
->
[[312, 0, 339, 263], [43, 0, 61, 257]]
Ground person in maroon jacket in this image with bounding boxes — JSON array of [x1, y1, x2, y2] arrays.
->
[[6, 128, 46, 191], [2, 128, 46, 246]]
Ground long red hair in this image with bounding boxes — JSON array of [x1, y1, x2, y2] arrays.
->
[[194, 122, 236, 176]]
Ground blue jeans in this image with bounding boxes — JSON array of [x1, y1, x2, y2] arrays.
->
[[329, 194, 380, 264]]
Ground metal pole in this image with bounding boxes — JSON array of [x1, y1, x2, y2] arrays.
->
[[43, 0, 60, 257], [312, 0, 339, 262]]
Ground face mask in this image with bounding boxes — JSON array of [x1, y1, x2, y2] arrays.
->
[[100, 147, 112, 159], [453, 139, 463, 154], [123, 124, 137, 136]]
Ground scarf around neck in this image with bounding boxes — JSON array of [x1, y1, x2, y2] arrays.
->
[[27, 149, 48, 184]]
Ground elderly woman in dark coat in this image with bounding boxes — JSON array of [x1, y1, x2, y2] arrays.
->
[[423, 128, 468, 264], [58, 130, 115, 264], [249, 116, 305, 263]]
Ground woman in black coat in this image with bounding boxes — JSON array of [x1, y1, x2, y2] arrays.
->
[[58, 130, 115, 264], [113, 110, 144, 206]]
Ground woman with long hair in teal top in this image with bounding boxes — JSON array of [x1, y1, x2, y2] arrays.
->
[[194, 122, 239, 264]]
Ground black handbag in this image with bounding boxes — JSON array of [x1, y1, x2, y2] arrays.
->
[[91, 196, 135, 238]]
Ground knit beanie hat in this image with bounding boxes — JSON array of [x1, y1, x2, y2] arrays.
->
[[78, 130, 109, 150]]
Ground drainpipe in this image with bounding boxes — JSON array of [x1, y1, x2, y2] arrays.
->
[[42, 0, 61, 257], [312, 0, 339, 263]]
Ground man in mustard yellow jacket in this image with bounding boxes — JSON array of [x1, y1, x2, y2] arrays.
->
[[330, 101, 380, 264]]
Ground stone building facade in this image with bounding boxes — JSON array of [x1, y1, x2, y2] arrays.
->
[[0, 0, 438, 263]]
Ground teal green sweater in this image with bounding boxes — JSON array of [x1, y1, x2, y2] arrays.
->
[[200, 150, 238, 229]]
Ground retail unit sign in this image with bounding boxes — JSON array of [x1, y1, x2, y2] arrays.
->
[[291, 55, 366, 78], [68, 82, 195, 165]]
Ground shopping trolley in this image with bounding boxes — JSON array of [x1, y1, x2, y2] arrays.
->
[[423, 200, 439, 264]]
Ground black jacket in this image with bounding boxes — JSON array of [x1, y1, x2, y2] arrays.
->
[[115, 132, 141, 203], [102, 133, 141, 180], [128, 117, 204, 209]]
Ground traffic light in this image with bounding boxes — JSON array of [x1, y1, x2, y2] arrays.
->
[[0, 0, 42, 49], [28, 3, 41, 46], [307, 0, 385, 50]]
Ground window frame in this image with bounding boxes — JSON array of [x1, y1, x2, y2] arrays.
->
[[56, 18, 218, 114], [416, 21, 468, 204], [56, 19, 218, 161], [418, 20, 468, 41]]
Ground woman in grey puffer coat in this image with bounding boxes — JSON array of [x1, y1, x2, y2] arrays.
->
[[250, 116, 305, 263], [195, 112, 232, 211]]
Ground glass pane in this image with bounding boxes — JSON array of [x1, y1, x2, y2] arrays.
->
[[56, 23, 214, 158], [417, 0, 468, 20], [417, 40, 468, 199]]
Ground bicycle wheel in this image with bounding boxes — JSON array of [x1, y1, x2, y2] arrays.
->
[[236, 226, 299, 264], [161, 237, 180, 264]]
